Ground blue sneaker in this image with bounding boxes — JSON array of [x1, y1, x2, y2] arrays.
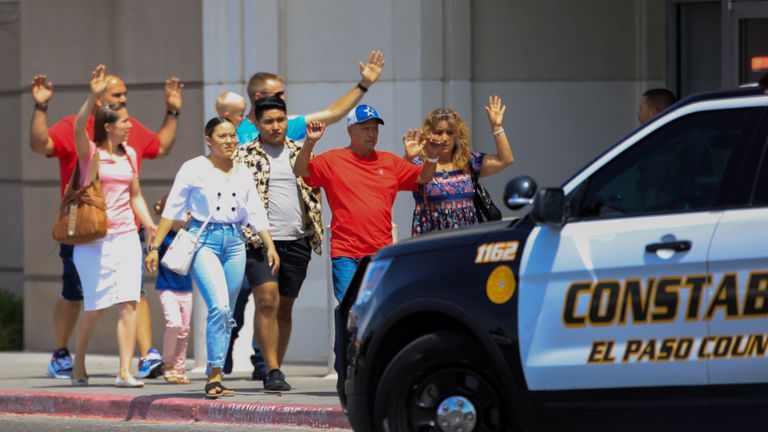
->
[[136, 348, 164, 379], [48, 348, 73, 379]]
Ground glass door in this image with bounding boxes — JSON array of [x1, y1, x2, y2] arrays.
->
[[724, 1, 768, 86]]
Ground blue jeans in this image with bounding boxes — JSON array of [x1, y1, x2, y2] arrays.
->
[[332, 257, 362, 302], [331, 257, 360, 382], [188, 220, 246, 370]]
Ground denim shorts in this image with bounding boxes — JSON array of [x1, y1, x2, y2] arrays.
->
[[59, 244, 84, 301]]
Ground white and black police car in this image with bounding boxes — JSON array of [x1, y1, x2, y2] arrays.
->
[[337, 83, 768, 432]]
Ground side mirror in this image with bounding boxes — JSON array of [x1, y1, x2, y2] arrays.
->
[[530, 188, 566, 226], [504, 175, 537, 210]]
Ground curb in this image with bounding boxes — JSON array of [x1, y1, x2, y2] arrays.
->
[[0, 390, 351, 429]]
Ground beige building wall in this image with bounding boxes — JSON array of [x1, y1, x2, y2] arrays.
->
[[470, 0, 667, 205], [9, 0, 667, 365], [0, 1, 23, 300]]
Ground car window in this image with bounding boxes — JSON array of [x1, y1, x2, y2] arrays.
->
[[753, 147, 768, 206], [572, 108, 762, 220]]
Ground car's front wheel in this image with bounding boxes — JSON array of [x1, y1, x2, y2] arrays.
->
[[374, 330, 509, 432]]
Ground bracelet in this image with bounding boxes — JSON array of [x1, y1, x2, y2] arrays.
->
[[34, 103, 48, 112], [166, 109, 180, 117], [356, 83, 368, 93], [492, 127, 505, 137], [426, 155, 439, 163], [145, 244, 159, 254]]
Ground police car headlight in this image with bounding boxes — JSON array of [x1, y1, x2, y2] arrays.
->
[[354, 258, 392, 307]]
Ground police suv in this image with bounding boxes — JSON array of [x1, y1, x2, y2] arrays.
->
[[338, 85, 768, 432]]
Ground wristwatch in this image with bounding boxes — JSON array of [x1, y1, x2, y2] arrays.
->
[[166, 109, 180, 117], [145, 244, 159, 254]]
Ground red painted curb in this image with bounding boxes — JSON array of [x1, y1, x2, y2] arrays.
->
[[0, 390, 351, 429]]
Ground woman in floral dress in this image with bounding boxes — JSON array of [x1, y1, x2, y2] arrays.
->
[[404, 95, 515, 236]]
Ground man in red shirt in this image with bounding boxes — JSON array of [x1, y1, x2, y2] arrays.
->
[[29, 72, 183, 380], [295, 105, 438, 298], [294, 104, 439, 382]]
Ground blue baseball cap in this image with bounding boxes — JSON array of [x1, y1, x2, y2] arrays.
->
[[346, 104, 385, 126]]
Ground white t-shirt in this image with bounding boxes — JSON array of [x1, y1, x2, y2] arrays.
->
[[262, 143, 307, 240], [162, 156, 270, 233]]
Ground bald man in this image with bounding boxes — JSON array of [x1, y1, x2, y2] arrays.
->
[[30, 72, 183, 380]]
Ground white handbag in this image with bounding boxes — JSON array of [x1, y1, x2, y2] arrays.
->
[[160, 214, 213, 276]]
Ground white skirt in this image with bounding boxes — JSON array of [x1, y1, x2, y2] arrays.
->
[[73, 231, 142, 311]]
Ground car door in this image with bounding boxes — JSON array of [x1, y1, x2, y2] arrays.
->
[[518, 101, 766, 392], [703, 121, 768, 386], [705, 127, 768, 429]]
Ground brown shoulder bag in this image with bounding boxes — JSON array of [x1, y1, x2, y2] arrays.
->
[[52, 151, 108, 245]]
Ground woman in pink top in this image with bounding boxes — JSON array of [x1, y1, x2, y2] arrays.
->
[[70, 65, 157, 388]]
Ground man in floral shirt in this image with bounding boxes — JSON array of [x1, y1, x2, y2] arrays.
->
[[226, 51, 385, 380], [232, 96, 322, 391]]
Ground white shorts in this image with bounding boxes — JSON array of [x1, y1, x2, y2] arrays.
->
[[73, 231, 142, 311]]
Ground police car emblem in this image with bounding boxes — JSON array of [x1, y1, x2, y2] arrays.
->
[[486, 265, 516, 304]]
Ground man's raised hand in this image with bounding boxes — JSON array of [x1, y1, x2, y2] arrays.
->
[[306, 120, 326, 143], [359, 50, 385, 88], [31, 74, 53, 105], [165, 77, 184, 111]]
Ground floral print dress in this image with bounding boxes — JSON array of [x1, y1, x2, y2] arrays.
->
[[411, 151, 485, 236]]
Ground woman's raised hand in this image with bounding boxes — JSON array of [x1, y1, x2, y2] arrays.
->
[[423, 133, 445, 160], [402, 128, 424, 161], [426, 132, 448, 148], [484, 95, 506, 130], [90, 64, 108, 97]]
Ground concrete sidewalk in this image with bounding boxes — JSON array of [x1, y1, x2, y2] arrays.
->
[[0, 352, 350, 430]]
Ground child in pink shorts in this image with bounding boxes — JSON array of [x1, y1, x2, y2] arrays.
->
[[154, 197, 193, 384]]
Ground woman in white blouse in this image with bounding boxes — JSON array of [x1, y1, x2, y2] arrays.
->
[[145, 117, 279, 398]]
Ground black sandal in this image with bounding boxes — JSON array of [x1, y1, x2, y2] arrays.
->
[[204, 381, 235, 399]]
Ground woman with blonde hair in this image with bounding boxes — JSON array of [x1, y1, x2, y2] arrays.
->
[[71, 65, 156, 387], [403, 96, 515, 235]]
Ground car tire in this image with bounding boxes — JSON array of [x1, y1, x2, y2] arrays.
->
[[373, 330, 509, 432]]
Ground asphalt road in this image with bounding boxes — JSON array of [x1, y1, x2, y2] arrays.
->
[[0, 414, 349, 431]]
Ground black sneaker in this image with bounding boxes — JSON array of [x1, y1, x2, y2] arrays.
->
[[263, 369, 291, 392]]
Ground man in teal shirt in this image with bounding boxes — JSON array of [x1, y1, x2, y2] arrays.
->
[[237, 50, 385, 144], [226, 50, 385, 379]]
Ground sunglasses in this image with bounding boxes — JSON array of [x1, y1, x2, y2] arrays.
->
[[430, 108, 459, 120]]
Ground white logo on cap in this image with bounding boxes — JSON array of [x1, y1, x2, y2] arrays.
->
[[363, 106, 376, 117]]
